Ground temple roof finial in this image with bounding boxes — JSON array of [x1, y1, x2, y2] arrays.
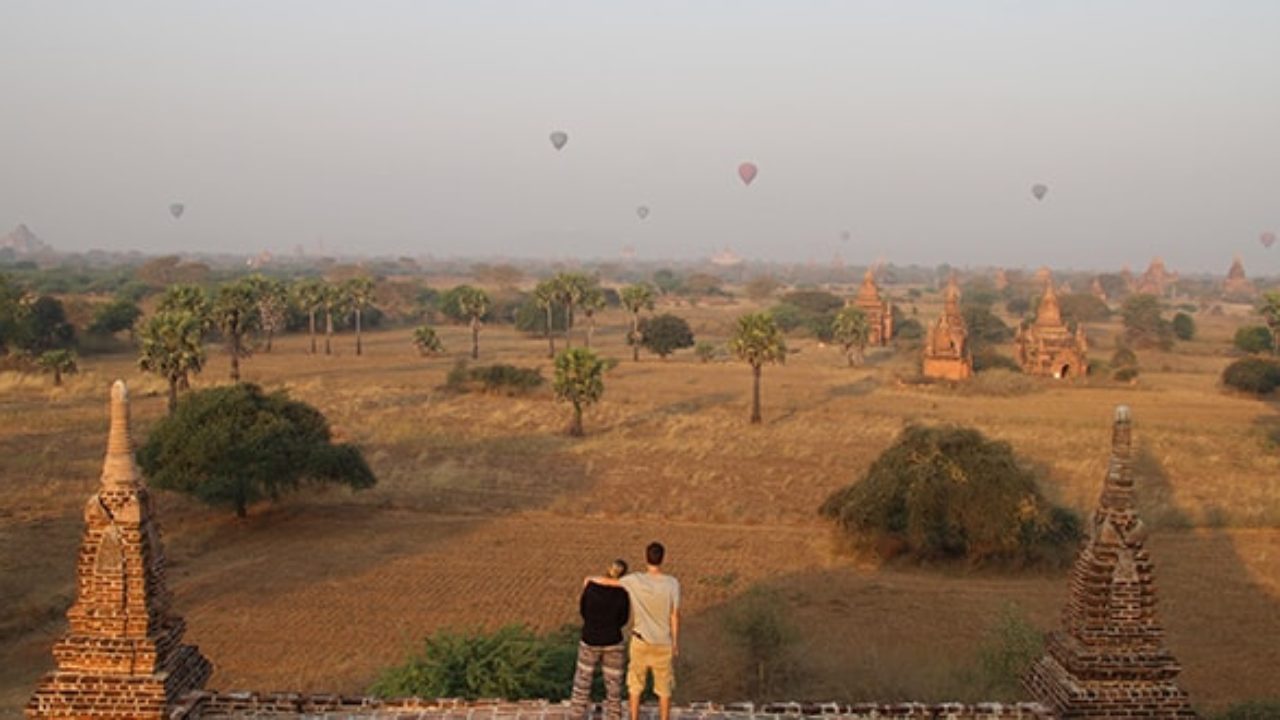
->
[[102, 380, 141, 490]]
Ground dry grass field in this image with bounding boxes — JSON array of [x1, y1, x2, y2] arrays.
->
[[1, 295, 1278, 716]]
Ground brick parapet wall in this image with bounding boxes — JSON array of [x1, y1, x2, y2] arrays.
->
[[173, 694, 1053, 720]]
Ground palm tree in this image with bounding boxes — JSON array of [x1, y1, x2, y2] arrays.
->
[[831, 306, 871, 367], [138, 310, 205, 412], [37, 349, 77, 386], [554, 272, 593, 347], [212, 280, 260, 382], [729, 312, 787, 424], [412, 325, 445, 357], [322, 283, 350, 356], [157, 283, 213, 334], [554, 347, 606, 437], [246, 275, 288, 352], [533, 279, 560, 358], [292, 279, 326, 354], [345, 276, 376, 356], [620, 283, 656, 361], [455, 286, 490, 359], [580, 286, 606, 349], [1260, 291, 1280, 356]]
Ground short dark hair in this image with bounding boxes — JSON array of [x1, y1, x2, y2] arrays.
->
[[646, 542, 665, 566]]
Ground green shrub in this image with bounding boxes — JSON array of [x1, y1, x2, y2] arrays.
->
[[370, 625, 578, 701], [468, 364, 545, 394], [721, 588, 798, 700], [695, 341, 720, 363], [1171, 312, 1196, 341], [1233, 325, 1274, 354], [1113, 366, 1140, 382], [820, 424, 1081, 566], [971, 603, 1044, 700], [638, 313, 696, 357], [894, 318, 925, 341], [1111, 345, 1139, 382], [957, 369, 1043, 397], [1222, 357, 1280, 396], [445, 359, 470, 392]]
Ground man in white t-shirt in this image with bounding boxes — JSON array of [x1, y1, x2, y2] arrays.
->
[[589, 541, 680, 720]]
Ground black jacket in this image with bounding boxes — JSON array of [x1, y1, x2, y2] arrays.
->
[[579, 583, 630, 646]]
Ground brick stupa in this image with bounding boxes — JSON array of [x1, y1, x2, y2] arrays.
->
[[1222, 256, 1255, 300], [1025, 406, 1196, 719], [922, 275, 973, 381], [1015, 280, 1089, 379], [27, 381, 211, 719], [852, 268, 893, 346]]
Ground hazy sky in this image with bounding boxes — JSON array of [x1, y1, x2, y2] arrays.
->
[[2, 2, 1278, 272]]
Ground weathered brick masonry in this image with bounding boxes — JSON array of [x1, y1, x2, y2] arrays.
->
[[27, 385, 1195, 719]]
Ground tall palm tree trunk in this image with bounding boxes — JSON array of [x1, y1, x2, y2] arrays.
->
[[585, 314, 595, 349], [570, 402, 584, 436], [355, 309, 363, 356], [167, 378, 178, 414], [564, 307, 574, 348], [325, 311, 333, 355], [308, 311, 317, 354], [265, 328, 273, 353], [750, 364, 763, 424], [545, 305, 556, 358], [229, 335, 241, 382], [470, 316, 480, 359], [631, 315, 640, 361]]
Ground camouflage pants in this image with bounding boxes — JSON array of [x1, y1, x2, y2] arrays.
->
[[569, 641, 626, 720]]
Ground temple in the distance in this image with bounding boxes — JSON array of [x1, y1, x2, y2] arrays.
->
[[1015, 280, 1089, 379], [922, 275, 973, 381], [852, 268, 893, 346]]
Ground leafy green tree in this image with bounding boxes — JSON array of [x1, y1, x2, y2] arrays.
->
[[638, 313, 695, 359], [345, 276, 377, 356], [88, 299, 143, 338], [1111, 345, 1140, 382], [20, 296, 75, 352], [157, 284, 213, 333], [721, 588, 797, 701], [322, 282, 350, 356], [652, 268, 683, 295], [744, 275, 782, 302], [246, 275, 288, 352], [0, 273, 26, 354], [292, 278, 327, 354], [138, 311, 206, 412], [1222, 357, 1280, 396], [962, 304, 1012, 351], [1234, 325, 1274, 354], [1259, 291, 1280, 356], [820, 424, 1081, 566], [729, 313, 787, 424], [442, 285, 491, 359], [554, 347, 605, 437], [533, 279, 561, 358], [1121, 294, 1173, 350], [212, 280, 260, 382], [1057, 293, 1111, 327], [695, 341, 719, 363], [831, 306, 871, 366], [137, 383, 376, 517], [553, 272, 595, 347], [620, 283, 657, 361], [1171, 311, 1196, 341], [412, 325, 445, 357], [36, 349, 77, 386], [370, 625, 578, 701]]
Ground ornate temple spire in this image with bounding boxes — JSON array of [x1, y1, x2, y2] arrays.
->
[[1035, 280, 1063, 328], [1024, 406, 1196, 719]]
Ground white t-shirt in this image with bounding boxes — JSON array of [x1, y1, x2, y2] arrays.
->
[[620, 572, 680, 646]]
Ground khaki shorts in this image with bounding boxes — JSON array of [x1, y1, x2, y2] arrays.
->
[[627, 637, 675, 698]]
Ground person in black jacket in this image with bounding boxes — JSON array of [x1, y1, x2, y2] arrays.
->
[[569, 559, 631, 720]]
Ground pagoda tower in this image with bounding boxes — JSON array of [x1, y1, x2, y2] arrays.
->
[[1024, 406, 1196, 718], [27, 381, 211, 719], [922, 275, 973, 381], [852, 267, 893, 346]]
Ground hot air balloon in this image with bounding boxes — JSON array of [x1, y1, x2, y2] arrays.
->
[[549, 131, 568, 151], [1031, 184, 1048, 201], [1262, 231, 1276, 249], [169, 203, 185, 219], [636, 205, 650, 220], [738, 162, 758, 186]]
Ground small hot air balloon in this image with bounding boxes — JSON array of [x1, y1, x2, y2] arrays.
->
[[1262, 231, 1276, 249], [1031, 184, 1048, 201], [169, 203, 185, 219], [549, 131, 568, 151], [738, 162, 758, 186], [636, 205, 650, 220]]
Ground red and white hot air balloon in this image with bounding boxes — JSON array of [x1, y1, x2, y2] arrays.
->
[[1260, 231, 1276, 249], [737, 162, 758, 186]]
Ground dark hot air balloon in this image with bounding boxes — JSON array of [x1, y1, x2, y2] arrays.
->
[[636, 205, 650, 220], [1261, 231, 1276, 249], [549, 131, 568, 151], [738, 162, 758, 186], [169, 203, 185, 219], [1031, 184, 1048, 201]]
